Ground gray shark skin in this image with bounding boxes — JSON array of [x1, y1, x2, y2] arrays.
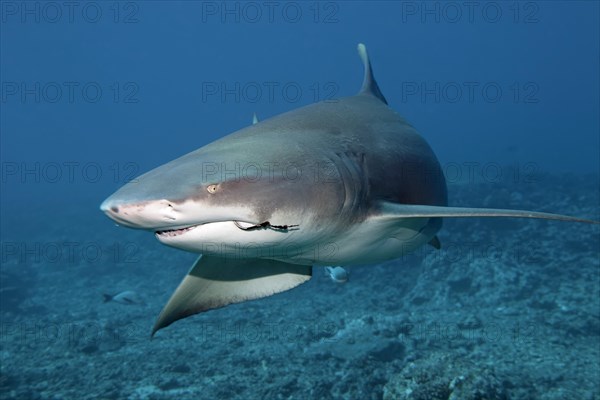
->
[[100, 44, 598, 336]]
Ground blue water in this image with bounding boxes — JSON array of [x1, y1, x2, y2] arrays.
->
[[1, 2, 599, 399]]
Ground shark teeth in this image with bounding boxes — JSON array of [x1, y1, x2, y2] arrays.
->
[[155, 225, 197, 237]]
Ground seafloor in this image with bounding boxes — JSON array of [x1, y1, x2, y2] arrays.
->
[[1, 172, 599, 400]]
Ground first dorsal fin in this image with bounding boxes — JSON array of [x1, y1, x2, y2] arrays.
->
[[357, 43, 387, 104]]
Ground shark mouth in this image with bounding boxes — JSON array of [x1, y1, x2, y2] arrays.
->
[[154, 220, 282, 239], [155, 225, 199, 238]]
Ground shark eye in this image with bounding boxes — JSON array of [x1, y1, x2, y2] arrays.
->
[[206, 184, 218, 194]]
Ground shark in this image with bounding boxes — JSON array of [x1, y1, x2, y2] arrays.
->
[[100, 44, 598, 336]]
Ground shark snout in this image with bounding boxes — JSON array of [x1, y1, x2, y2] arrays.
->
[[100, 197, 180, 229]]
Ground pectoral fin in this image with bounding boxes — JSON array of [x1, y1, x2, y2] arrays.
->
[[152, 255, 312, 336], [378, 203, 599, 224]]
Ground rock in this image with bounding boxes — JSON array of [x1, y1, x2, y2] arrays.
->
[[171, 363, 191, 373], [369, 341, 405, 362], [80, 344, 98, 355], [159, 378, 181, 391], [383, 354, 508, 400]]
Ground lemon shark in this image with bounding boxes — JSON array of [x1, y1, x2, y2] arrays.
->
[[100, 44, 598, 336]]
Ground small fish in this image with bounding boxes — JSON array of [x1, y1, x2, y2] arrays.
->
[[103, 290, 143, 305], [325, 266, 349, 284]]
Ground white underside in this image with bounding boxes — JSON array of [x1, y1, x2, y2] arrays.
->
[[156, 214, 436, 266]]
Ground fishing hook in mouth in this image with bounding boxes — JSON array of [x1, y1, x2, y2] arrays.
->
[[234, 221, 299, 232]]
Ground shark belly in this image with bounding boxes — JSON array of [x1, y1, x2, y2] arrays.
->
[[279, 216, 442, 266]]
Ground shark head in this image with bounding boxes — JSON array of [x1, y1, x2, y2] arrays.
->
[[100, 127, 352, 258]]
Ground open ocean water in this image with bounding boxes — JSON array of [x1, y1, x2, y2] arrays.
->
[[1, 2, 599, 399]]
